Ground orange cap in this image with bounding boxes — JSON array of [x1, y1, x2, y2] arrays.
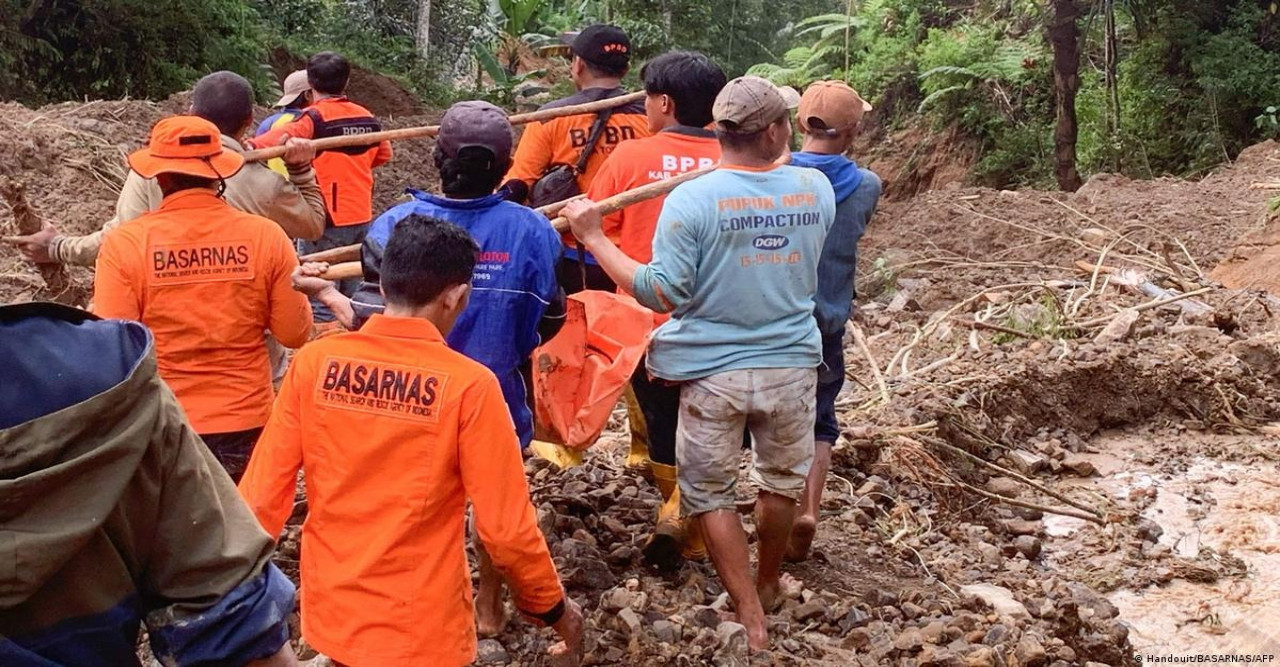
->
[[797, 80, 873, 135], [128, 116, 245, 180]]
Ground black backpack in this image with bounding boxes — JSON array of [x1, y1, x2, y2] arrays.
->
[[528, 108, 614, 208]]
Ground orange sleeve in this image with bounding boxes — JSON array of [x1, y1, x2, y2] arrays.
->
[[264, 228, 312, 348], [92, 232, 142, 321], [250, 113, 316, 150], [373, 140, 393, 168], [237, 349, 307, 538], [506, 121, 553, 185], [459, 373, 564, 616], [587, 147, 629, 243]]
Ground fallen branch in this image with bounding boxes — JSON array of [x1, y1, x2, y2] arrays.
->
[[852, 325, 891, 404], [1068, 286, 1214, 329], [928, 436, 1105, 521], [244, 92, 646, 162]]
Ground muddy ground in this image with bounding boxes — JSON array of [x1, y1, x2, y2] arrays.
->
[[4, 89, 1280, 666]]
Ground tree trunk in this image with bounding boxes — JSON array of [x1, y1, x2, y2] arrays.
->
[[416, 0, 431, 60], [1104, 0, 1120, 172], [1050, 0, 1083, 192]]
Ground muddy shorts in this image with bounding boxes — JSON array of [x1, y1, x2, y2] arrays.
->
[[676, 367, 817, 516]]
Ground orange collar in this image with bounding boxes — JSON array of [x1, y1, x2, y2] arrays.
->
[[157, 188, 225, 211], [720, 162, 783, 173], [362, 314, 445, 342]]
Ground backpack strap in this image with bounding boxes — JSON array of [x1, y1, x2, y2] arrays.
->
[[574, 107, 614, 174]]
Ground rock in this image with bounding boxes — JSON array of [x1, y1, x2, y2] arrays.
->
[[566, 558, 616, 590], [792, 599, 827, 623], [1080, 227, 1111, 245], [920, 647, 966, 667], [982, 623, 1008, 645], [1016, 635, 1048, 667], [960, 584, 1030, 619], [1007, 450, 1047, 474], [864, 588, 899, 607], [600, 587, 637, 612], [653, 619, 680, 644], [1136, 517, 1164, 542], [1061, 457, 1097, 477], [894, 627, 924, 652], [842, 627, 873, 650], [1012, 535, 1042, 560], [476, 638, 510, 664], [1093, 309, 1140, 345], [716, 621, 749, 654], [857, 478, 887, 497], [839, 606, 871, 633], [1067, 583, 1118, 620], [1002, 518, 1042, 536], [986, 477, 1023, 497], [693, 605, 722, 628], [901, 601, 927, 620], [920, 620, 946, 644], [965, 646, 997, 667], [978, 542, 1002, 564], [617, 608, 642, 636]]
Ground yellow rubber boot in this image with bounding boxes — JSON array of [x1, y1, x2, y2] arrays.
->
[[623, 386, 651, 472], [643, 463, 685, 570]]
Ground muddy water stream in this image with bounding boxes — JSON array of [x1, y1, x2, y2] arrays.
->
[[1045, 433, 1280, 655]]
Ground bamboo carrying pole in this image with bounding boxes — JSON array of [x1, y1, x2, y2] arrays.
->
[[315, 165, 718, 281], [299, 194, 590, 264], [242, 92, 646, 163]]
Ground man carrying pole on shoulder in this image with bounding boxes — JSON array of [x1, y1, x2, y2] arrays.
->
[[562, 76, 836, 651], [585, 50, 727, 570]]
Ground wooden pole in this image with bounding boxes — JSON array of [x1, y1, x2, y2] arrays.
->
[[298, 194, 591, 264], [243, 92, 646, 163], [315, 164, 718, 281]]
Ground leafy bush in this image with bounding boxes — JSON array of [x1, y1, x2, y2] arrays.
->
[[1, 0, 270, 105]]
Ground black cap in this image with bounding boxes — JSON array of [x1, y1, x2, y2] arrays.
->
[[569, 24, 631, 71]]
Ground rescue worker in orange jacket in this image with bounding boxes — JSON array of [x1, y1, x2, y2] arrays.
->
[[501, 24, 651, 294], [93, 115, 313, 483], [252, 51, 393, 326], [238, 215, 584, 667]]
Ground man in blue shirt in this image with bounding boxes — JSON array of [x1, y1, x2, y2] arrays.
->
[[291, 100, 565, 638], [785, 80, 882, 563], [563, 76, 835, 653], [256, 69, 311, 177]]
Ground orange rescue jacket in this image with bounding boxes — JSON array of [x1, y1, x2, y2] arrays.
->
[[254, 96, 392, 226], [93, 189, 312, 433], [237, 314, 565, 667]]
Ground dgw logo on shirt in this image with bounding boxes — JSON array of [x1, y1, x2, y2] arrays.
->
[[317, 356, 450, 423], [150, 241, 255, 285], [753, 234, 789, 250]]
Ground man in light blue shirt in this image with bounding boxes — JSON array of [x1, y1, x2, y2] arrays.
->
[[563, 75, 835, 653]]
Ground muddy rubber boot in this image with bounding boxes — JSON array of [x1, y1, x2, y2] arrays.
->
[[681, 514, 707, 562], [623, 386, 652, 476], [642, 463, 685, 571]]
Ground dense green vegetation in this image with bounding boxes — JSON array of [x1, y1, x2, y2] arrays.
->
[[3, 0, 1280, 190]]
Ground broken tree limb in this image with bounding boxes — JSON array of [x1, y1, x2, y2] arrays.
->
[[1068, 286, 1214, 329], [243, 92, 647, 163], [0, 179, 81, 304], [929, 436, 1105, 521], [316, 164, 718, 282], [299, 193, 591, 264]]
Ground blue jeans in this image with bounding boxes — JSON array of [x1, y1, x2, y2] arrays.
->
[[298, 222, 369, 323]]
